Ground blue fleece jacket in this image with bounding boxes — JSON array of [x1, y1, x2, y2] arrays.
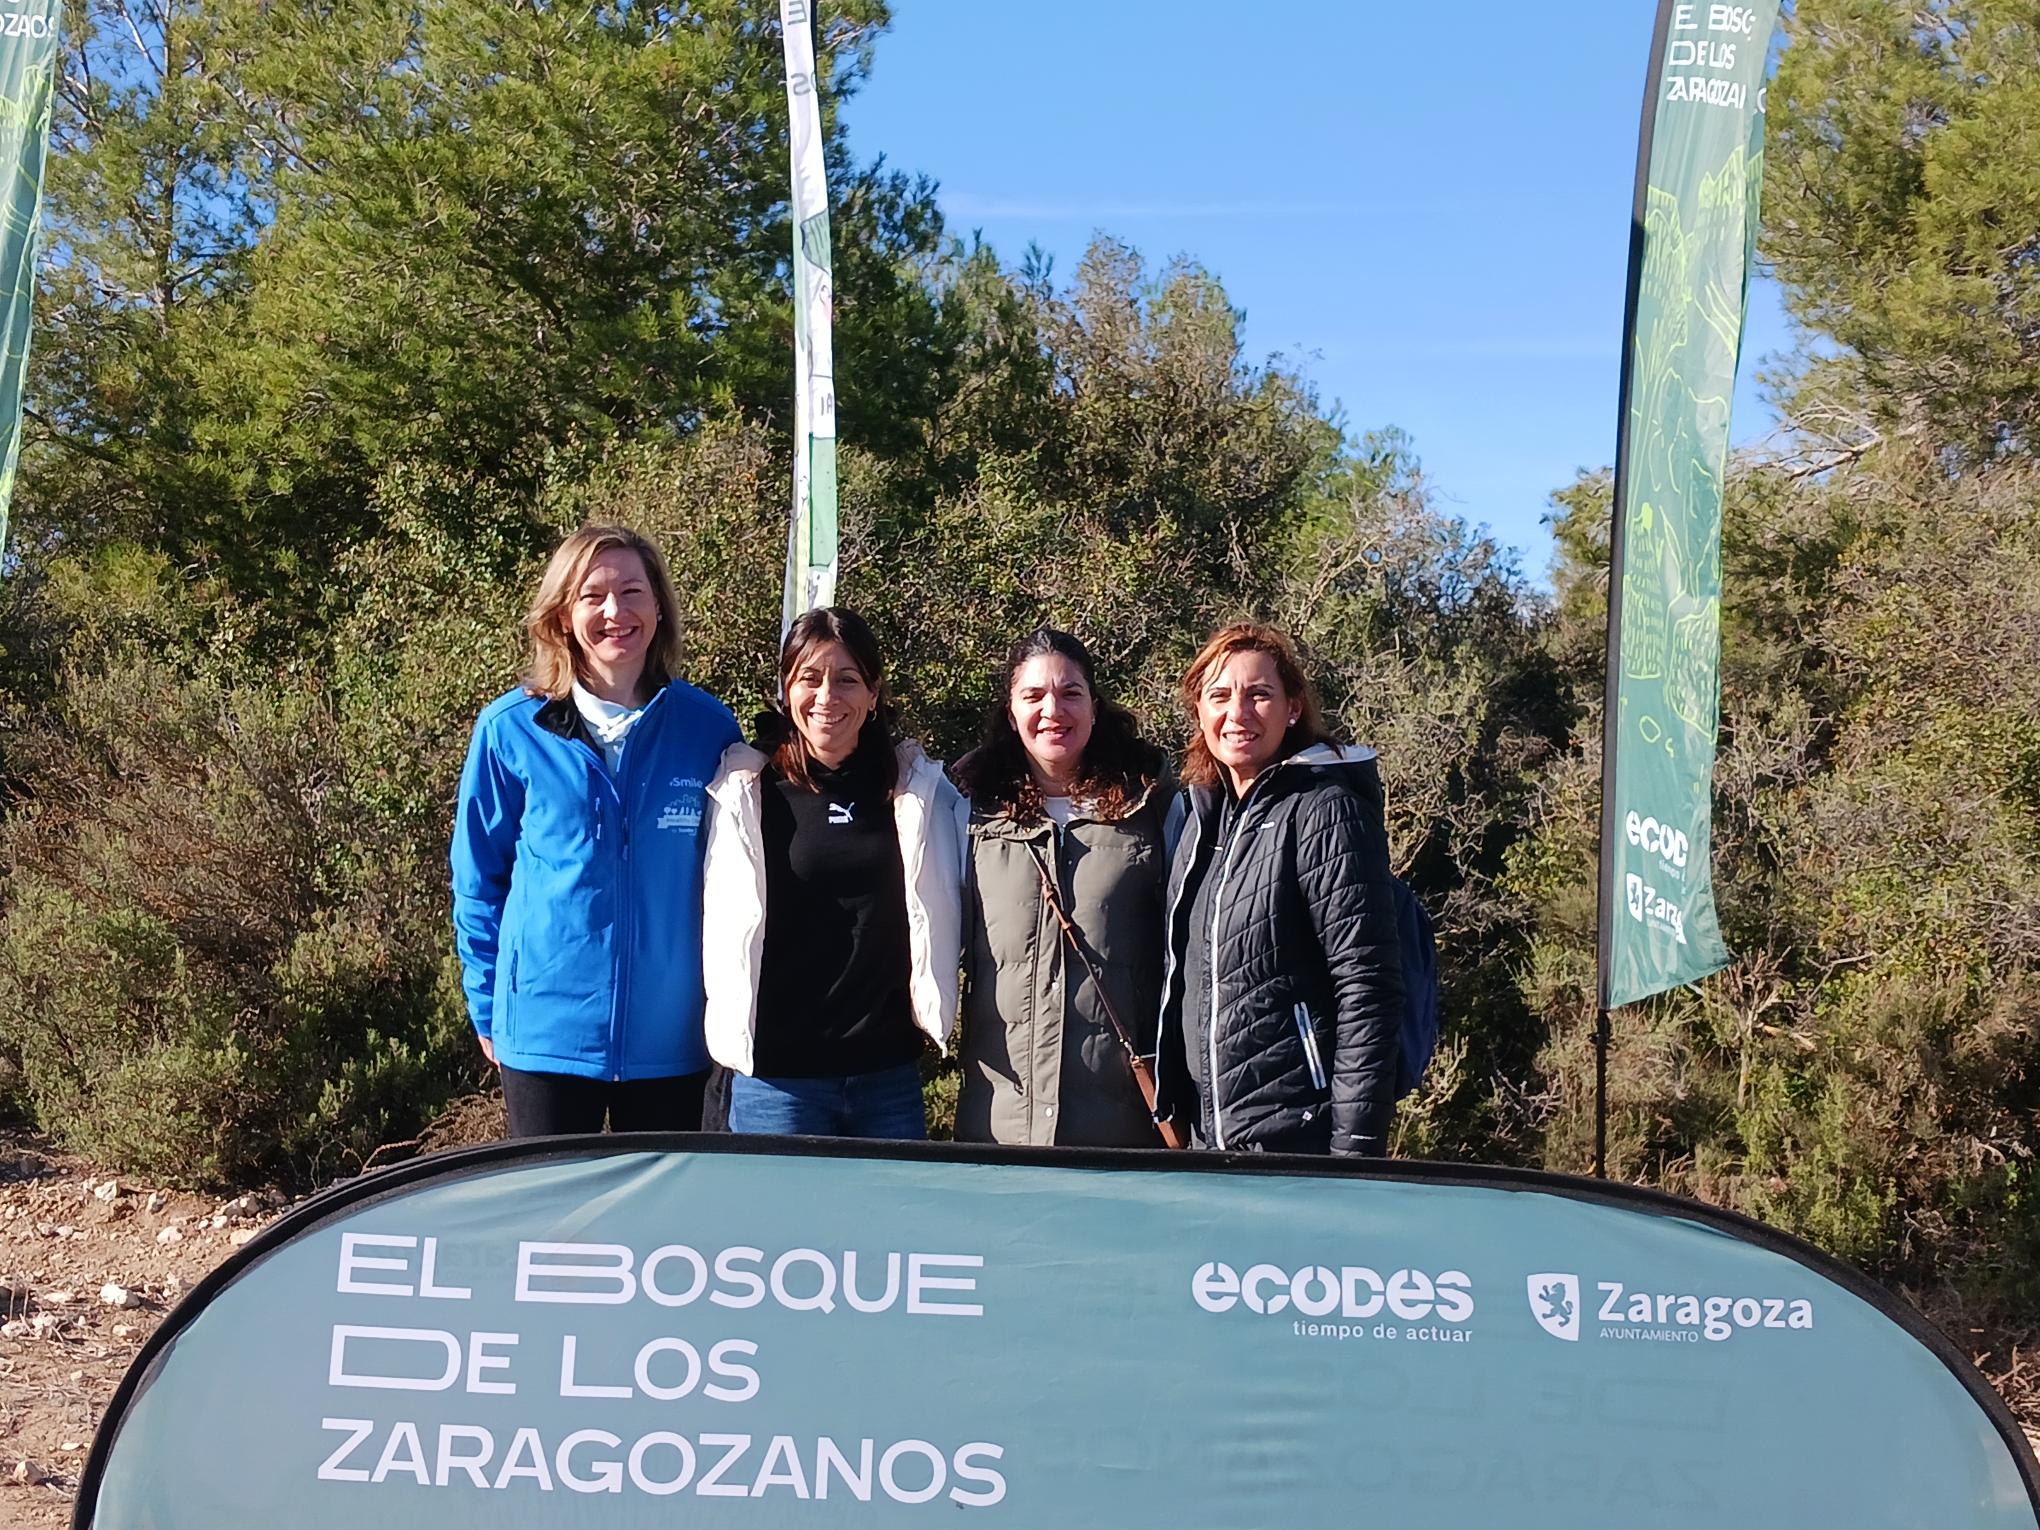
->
[[450, 681, 740, 1081]]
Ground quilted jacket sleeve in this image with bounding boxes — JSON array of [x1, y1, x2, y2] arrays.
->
[[1294, 785, 1405, 1154]]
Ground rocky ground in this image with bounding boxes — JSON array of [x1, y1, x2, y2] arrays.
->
[[0, 1143, 294, 1527], [1, 1125, 2037, 1527]]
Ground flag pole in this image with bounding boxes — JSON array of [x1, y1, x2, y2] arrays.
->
[[1594, 1009, 1611, 1180]]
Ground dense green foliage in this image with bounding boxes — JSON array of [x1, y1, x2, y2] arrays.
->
[[0, 0, 2033, 1325]]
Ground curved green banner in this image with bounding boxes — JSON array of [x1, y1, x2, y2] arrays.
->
[[79, 1141, 2037, 1527]]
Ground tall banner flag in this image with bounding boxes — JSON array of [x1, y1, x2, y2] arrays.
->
[[1600, 0, 1782, 1010], [0, 0, 61, 553], [78, 1140, 2040, 1527], [778, 0, 839, 633]]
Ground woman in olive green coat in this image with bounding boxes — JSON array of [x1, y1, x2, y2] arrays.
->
[[952, 629, 1181, 1148]]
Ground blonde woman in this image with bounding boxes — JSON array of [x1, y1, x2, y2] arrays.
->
[[451, 524, 740, 1136]]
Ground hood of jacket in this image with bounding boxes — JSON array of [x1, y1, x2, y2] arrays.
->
[[966, 769, 1172, 844], [1187, 742, 1383, 821]]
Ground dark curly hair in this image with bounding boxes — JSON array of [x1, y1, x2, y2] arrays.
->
[[753, 606, 900, 795], [953, 628, 1162, 821]]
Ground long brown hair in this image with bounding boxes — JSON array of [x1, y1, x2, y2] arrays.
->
[[1177, 622, 1329, 789], [953, 627, 1161, 820], [521, 525, 682, 701], [755, 607, 900, 794]]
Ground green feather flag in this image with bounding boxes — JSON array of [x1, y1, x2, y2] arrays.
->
[[1600, 0, 1782, 1009], [0, 0, 61, 554], [778, 0, 838, 634]]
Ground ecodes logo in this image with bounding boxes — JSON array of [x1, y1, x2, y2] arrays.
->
[[1192, 1262, 1473, 1323], [1624, 873, 1688, 946], [1624, 810, 1689, 871], [1527, 1274, 1814, 1343]]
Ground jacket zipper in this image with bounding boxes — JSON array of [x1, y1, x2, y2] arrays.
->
[[566, 730, 621, 1081], [1043, 823, 1064, 1139], [746, 771, 768, 1070], [1153, 797, 1198, 1134], [603, 743, 628, 1082], [612, 801, 631, 1081], [606, 703, 651, 1085], [1204, 798, 1258, 1149], [502, 948, 518, 1045], [1156, 809, 1194, 1071]]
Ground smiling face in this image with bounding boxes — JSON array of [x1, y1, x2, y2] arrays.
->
[[787, 638, 877, 770], [1196, 647, 1300, 796], [565, 547, 659, 702], [1009, 652, 1096, 792]]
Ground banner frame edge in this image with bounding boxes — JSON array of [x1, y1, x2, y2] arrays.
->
[[73, 1132, 2040, 1527]]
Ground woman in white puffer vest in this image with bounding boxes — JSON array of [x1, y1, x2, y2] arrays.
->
[[701, 607, 966, 1138]]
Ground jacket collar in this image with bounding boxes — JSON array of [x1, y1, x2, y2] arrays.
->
[[970, 771, 1167, 839], [893, 740, 947, 803], [710, 739, 940, 803], [1281, 742, 1378, 771], [535, 683, 675, 756], [533, 694, 596, 752], [1187, 741, 1380, 821], [534, 694, 571, 730]]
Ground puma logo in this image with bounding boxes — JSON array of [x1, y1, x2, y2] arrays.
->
[[828, 802, 854, 825]]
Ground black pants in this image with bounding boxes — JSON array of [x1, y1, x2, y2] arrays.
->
[[499, 1067, 709, 1138]]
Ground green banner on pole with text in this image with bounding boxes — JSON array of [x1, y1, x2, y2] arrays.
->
[[1600, 0, 1781, 1010], [778, 0, 838, 635], [0, 0, 61, 553]]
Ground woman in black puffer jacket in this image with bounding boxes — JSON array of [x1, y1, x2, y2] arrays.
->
[[1154, 623, 1405, 1156]]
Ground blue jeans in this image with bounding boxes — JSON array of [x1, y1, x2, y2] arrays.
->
[[728, 1062, 928, 1140]]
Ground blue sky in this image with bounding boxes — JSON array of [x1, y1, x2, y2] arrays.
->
[[843, 1, 1795, 581]]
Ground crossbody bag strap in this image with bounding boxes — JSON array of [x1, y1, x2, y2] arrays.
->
[[1024, 841, 1186, 1150]]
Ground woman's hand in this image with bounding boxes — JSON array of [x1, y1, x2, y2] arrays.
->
[[479, 1035, 498, 1067]]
